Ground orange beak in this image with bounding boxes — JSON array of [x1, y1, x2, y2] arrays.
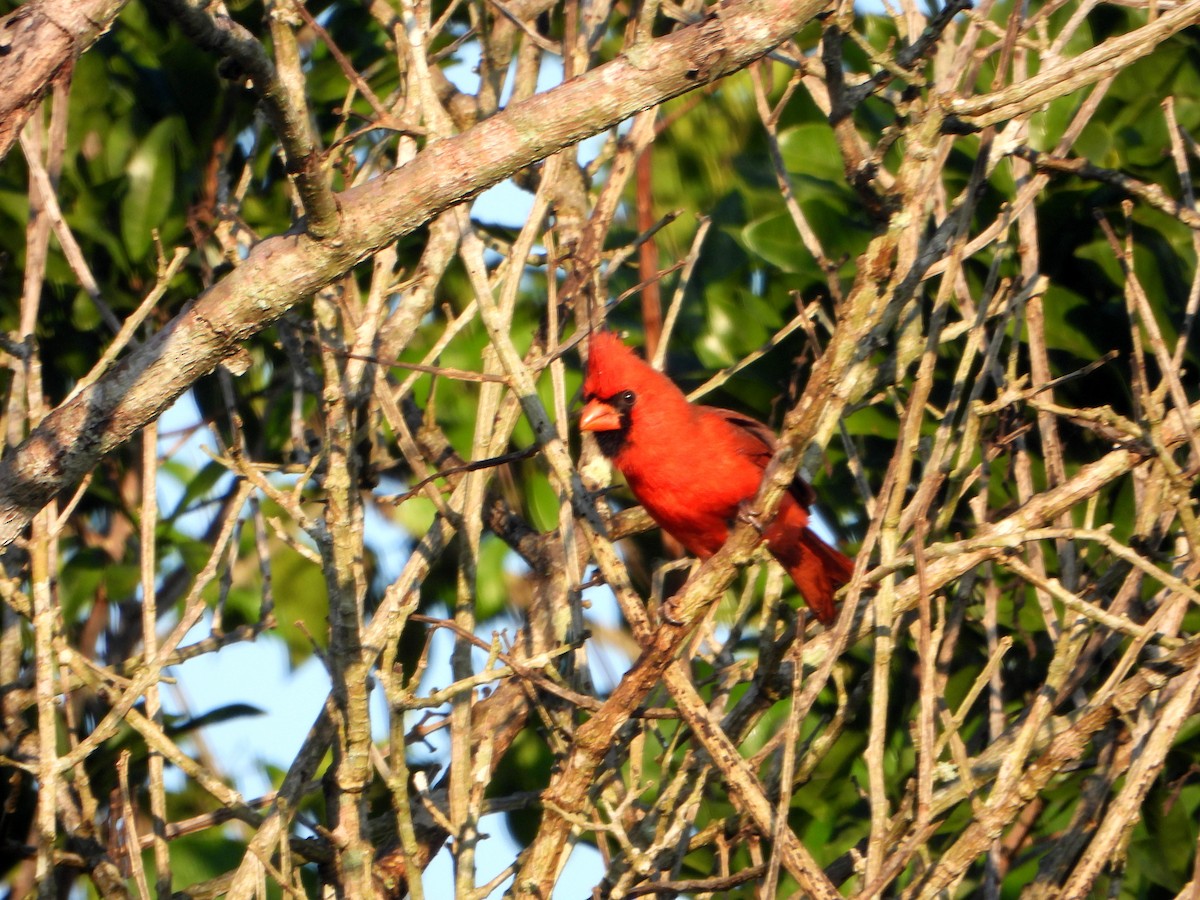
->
[[579, 398, 623, 433]]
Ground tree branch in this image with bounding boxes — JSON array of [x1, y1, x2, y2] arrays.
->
[[0, 0, 128, 161], [0, 0, 829, 550], [946, 3, 1200, 128]]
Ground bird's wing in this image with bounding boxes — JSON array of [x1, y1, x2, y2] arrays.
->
[[699, 406, 816, 508]]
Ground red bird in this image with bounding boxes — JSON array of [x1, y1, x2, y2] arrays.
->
[[579, 331, 854, 624]]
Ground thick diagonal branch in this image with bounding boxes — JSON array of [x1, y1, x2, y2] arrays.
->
[[0, 0, 828, 551], [0, 0, 128, 161]]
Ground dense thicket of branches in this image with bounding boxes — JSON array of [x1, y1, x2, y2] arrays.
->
[[0, 0, 1198, 896]]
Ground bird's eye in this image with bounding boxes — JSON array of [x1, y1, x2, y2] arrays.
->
[[619, 390, 636, 406]]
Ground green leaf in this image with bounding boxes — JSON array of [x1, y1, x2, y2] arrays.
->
[[269, 550, 330, 666], [743, 212, 808, 274], [163, 459, 231, 522], [842, 405, 900, 440], [475, 535, 511, 620], [1037, 283, 1110, 360], [778, 123, 846, 182], [525, 473, 560, 533], [71, 288, 103, 332], [121, 117, 183, 262], [104, 564, 141, 602], [394, 494, 437, 537]]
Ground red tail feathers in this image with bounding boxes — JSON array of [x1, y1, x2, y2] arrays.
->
[[780, 528, 855, 626]]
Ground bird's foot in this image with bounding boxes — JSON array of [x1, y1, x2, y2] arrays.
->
[[660, 597, 685, 627], [735, 499, 766, 535]]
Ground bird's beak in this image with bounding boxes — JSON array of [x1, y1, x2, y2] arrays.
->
[[579, 399, 622, 432]]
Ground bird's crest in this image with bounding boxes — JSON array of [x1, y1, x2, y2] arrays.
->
[[584, 331, 674, 402]]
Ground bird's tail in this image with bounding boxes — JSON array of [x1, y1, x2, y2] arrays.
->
[[771, 526, 854, 626], [763, 494, 855, 626]]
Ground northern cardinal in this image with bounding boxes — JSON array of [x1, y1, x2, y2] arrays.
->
[[579, 331, 853, 624]]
